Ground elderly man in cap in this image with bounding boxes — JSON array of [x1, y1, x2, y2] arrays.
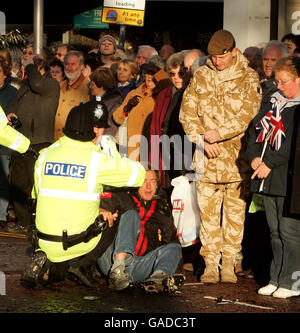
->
[[21, 100, 145, 289], [179, 30, 262, 284]]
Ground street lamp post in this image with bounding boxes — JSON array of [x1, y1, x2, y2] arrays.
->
[[119, 24, 126, 49], [33, 0, 44, 54]]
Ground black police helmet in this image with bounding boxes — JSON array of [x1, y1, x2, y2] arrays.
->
[[63, 102, 96, 142]]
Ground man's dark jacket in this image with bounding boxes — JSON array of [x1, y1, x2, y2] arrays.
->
[[99, 188, 179, 257], [7, 64, 60, 144], [0, 78, 17, 111]]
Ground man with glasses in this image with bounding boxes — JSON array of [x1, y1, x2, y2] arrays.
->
[[179, 30, 262, 284], [260, 40, 289, 105], [6, 56, 60, 234]]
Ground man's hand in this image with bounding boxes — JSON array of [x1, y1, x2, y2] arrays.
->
[[6, 113, 18, 126], [251, 157, 262, 170], [251, 162, 271, 180], [204, 130, 221, 144], [203, 142, 221, 158], [99, 208, 118, 227]]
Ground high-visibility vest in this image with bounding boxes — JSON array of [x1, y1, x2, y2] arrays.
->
[[32, 135, 145, 262], [0, 106, 30, 153]]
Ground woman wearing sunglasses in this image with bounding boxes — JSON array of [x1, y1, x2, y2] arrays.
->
[[21, 44, 34, 78], [22, 44, 34, 64], [149, 50, 193, 192]]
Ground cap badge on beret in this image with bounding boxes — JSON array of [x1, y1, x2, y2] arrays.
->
[[207, 29, 235, 56]]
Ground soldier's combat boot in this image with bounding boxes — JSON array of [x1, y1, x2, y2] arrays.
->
[[200, 263, 220, 284], [221, 257, 237, 283]]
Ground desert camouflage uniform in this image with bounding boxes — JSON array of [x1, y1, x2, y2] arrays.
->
[[179, 50, 262, 264]]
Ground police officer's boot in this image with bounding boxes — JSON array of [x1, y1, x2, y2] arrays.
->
[[200, 257, 220, 284], [68, 259, 100, 288], [20, 251, 48, 289], [142, 271, 185, 294], [221, 256, 237, 283]]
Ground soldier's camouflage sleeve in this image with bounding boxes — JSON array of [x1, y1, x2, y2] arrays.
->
[[179, 74, 207, 144]]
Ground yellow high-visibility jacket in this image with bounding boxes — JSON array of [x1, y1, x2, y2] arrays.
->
[[32, 135, 145, 262], [0, 106, 30, 153]]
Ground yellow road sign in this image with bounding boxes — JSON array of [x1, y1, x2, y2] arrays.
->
[[102, 7, 144, 27]]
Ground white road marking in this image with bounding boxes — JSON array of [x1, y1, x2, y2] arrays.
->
[[204, 296, 274, 310]]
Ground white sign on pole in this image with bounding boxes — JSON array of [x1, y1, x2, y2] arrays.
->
[[103, 0, 146, 11], [102, 0, 146, 26], [0, 271, 5, 295], [0, 11, 6, 35]]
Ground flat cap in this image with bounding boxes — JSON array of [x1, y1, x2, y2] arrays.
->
[[140, 61, 161, 75], [207, 30, 235, 55]]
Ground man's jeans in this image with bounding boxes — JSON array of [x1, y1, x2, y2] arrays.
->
[[263, 195, 300, 290], [98, 210, 182, 283]]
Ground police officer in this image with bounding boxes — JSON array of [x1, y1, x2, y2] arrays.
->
[[0, 106, 30, 229], [21, 101, 145, 289], [0, 105, 30, 153]]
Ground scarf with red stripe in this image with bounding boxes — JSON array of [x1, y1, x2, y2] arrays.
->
[[131, 196, 157, 256]]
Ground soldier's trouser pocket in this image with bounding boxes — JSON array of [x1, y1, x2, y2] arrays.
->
[[196, 181, 246, 261]]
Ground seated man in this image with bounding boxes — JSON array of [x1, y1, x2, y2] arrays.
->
[[98, 169, 184, 294], [20, 100, 145, 289]]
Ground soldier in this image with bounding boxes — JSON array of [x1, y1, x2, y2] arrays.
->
[[179, 30, 262, 284]]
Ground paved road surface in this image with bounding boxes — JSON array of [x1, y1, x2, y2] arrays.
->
[[0, 233, 299, 326]]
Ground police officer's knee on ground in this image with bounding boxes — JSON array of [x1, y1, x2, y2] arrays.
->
[[20, 100, 145, 289]]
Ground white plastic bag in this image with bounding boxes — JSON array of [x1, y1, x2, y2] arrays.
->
[[115, 116, 128, 145], [171, 175, 201, 247]]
